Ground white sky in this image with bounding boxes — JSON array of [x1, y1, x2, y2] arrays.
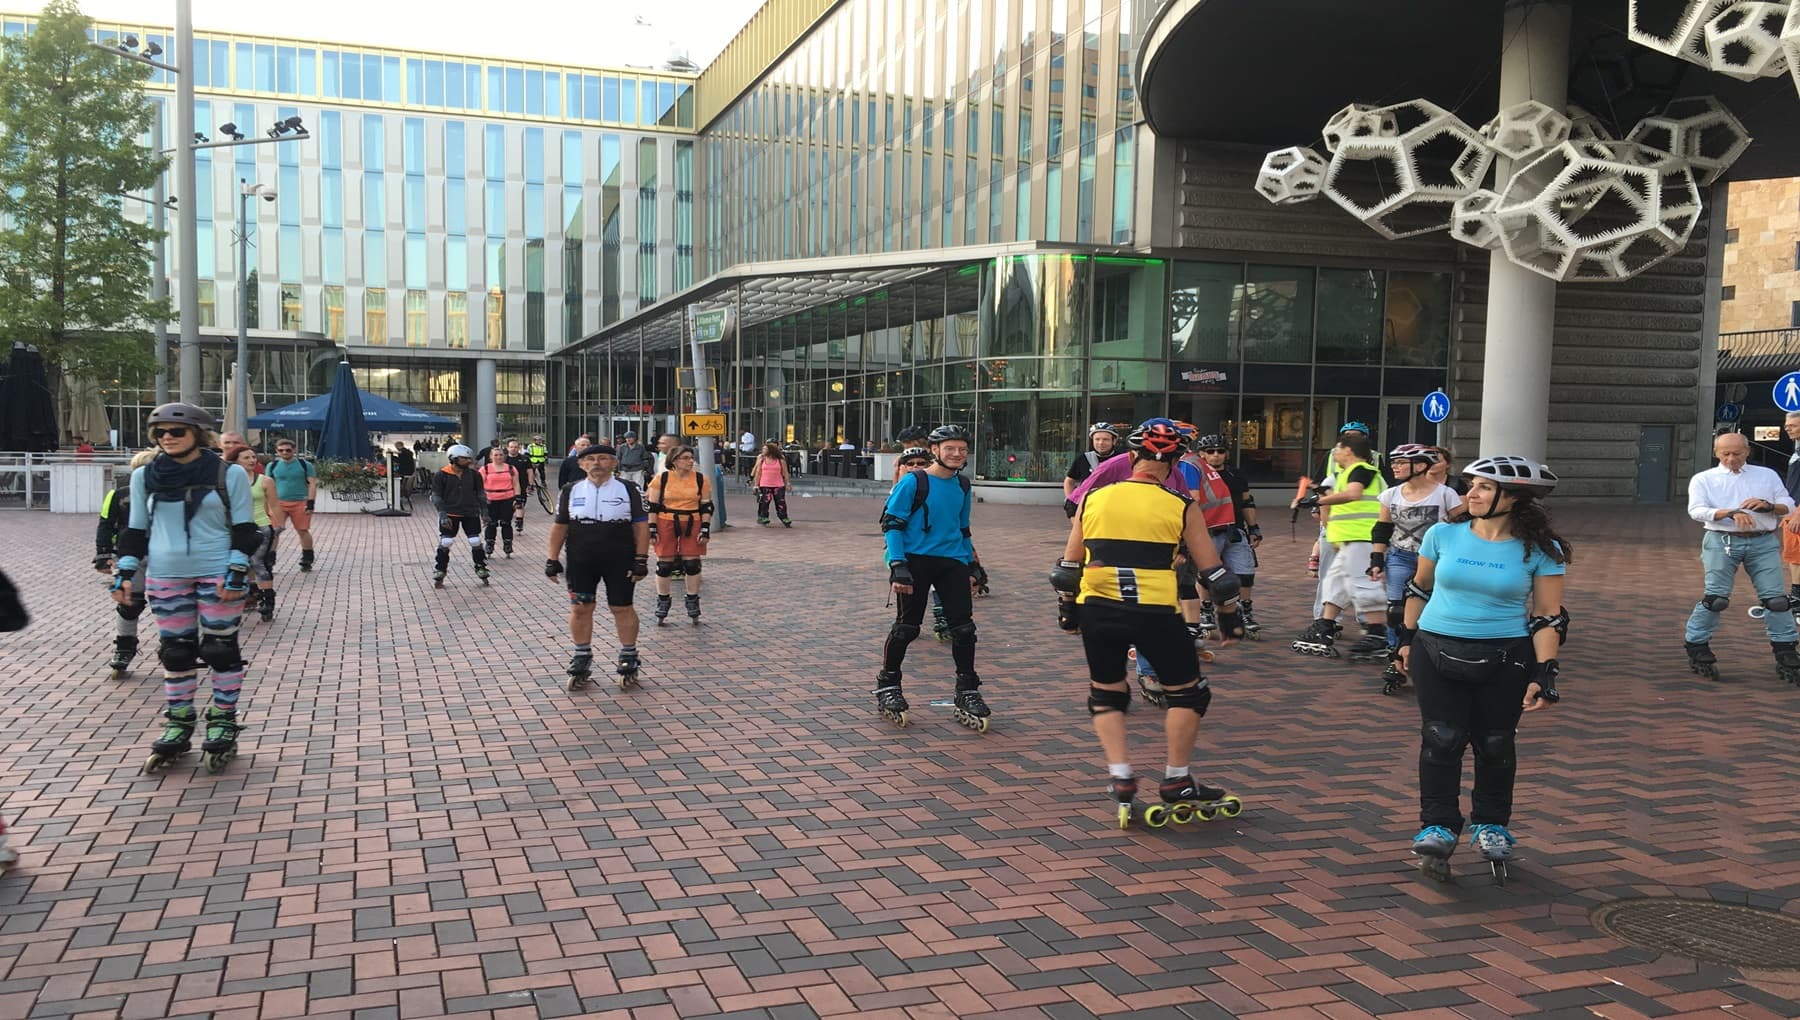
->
[[68, 0, 768, 70]]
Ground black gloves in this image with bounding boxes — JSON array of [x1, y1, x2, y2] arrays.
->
[[544, 558, 563, 578], [1216, 605, 1245, 640], [1057, 596, 1080, 632], [1048, 558, 1082, 595], [889, 560, 915, 588], [92, 555, 113, 574], [969, 561, 990, 591], [1366, 550, 1386, 577], [700, 522, 711, 541], [1528, 659, 1561, 703], [305, 498, 316, 512], [630, 556, 649, 582]]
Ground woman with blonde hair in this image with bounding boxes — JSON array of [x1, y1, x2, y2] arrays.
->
[[646, 445, 713, 623], [230, 447, 285, 622]]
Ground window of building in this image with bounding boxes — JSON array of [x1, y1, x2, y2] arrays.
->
[[280, 284, 301, 331], [1722, 284, 1736, 300], [447, 292, 468, 348], [364, 288, 387, 344], [321, 286, 345, 341], [1725, 227, 1739, 244], [1384, 271, 1451, 368], [197, 280, 216, 327], [405, 290, 428, 346], [1239, 265, 1314, 363], [1793, 300, 1800, 328], [486, 289, 505, 349]]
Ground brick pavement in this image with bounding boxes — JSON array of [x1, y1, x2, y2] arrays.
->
[[1, 494, 1799, 1020]]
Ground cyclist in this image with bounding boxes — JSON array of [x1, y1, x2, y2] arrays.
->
[[430, 444, 491, 587], [527, 435, 549, 492], [546, 443, 650, 690]]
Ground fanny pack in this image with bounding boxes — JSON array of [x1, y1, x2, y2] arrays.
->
[[1417, 632, 1516, 685]]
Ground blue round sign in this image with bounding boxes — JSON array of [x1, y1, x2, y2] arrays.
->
[[1717, 402, 1742, 423], [1422, 390, 1451, 424], [1777, 373, 1800, 414]]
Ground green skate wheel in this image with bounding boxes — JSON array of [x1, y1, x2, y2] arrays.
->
[[1142, 804, 1171, 828], [1218, 796, 1243, 818], [1169, 803, 1195, 824]]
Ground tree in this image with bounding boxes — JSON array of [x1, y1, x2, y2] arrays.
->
[[0, 0, 167, 403]]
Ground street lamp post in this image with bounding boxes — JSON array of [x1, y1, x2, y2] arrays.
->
[[237, 180, 276, 432], [150, 103, 169, 405], [175, 0, 199, 403]]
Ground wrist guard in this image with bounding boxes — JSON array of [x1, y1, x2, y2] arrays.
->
[[1048, 558, 1082, 595], [1529, 659, 1561, 702], [630, 556, 649, 581], [92, 555, 113, 572], [889, 560, 915, 587], [1247, 524, 1262, 538], [1200, 563, 1241, 603], [700, 523, 711, 541], [223, 566, 249, 591], [1216, 606, 1245, 639], [1366, 550, 1386, 575], [110, 570, 134, 591], [304, 498, 316, 512], [1393, 624, 1414, 648], [1057, 596, 1080, 632], [544, 559, 563, 578], [969, 561, 990, 588]]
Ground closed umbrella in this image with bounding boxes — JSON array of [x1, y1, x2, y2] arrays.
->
[[314, 361, 370, 462], [60, 368, 112, 448], [0, 343, 58, 452], [222, 372, 260, 446]]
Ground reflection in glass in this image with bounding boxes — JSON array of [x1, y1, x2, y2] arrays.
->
[[1316, 268, 1382, 364], [1239, 265, 1313, 363], [1170, 262, 1241, 362]]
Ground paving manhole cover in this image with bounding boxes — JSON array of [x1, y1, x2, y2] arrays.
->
[[1591, 897, 1800, 971]]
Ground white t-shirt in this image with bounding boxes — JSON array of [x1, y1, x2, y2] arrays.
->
[[1378, 482, 1461, 552], [738, 432, 756, 453]]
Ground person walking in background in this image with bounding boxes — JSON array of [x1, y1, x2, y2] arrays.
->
[[737, 429, 757, 478], [268, 439, 318, 572], [504, 439, 533, 532], [480, 447, 523, 558], [616, 431, 651, 490], [392, 441, 417, 494], [752, 441, 792, 526], [557, 435, 592, 490]]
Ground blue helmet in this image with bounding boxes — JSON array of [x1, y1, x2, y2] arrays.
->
[[1339, 420, 1371, 435]]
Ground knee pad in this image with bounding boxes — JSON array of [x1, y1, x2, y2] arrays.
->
[[1762, 595, 1792, 614], [887, 622, 921, 648], [655, 561, 675, 577], [117, 600, 145, 621], [438, 536, 455, 549], [1474, 730, 1516, 770], [1163, 680, 1212, 715], [1419, 721, 1469, 767], [1087, 685, 1130, 716], [1387, 600, 1406, 631], [948, 620, 977, 647], [681, 558, 702, 575], [1700, 593, 1729, 612], [466, 535, 482, 547], [198, 633, 243, 672], [157, 636, 200, 673]]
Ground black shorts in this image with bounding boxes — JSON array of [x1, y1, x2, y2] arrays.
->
[[1080, 600, 1201, 688], [566, 555, 636, 607]]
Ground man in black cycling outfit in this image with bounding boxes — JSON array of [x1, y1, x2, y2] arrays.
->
[[505, 439, 534, 533], [546, 444, 650, 691]]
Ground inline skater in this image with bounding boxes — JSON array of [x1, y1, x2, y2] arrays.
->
[[1051, 420, 1245, 828], [504, 439, 533, 533], [1682, 431, 1800, 681], [752, 441, 793, 526], [1062, 422, 1123, 513], [479, 447, 523, 558], [1369, 445, 1460, 694], [112, 403, 259, 773], [430, 444, 491, 587], [267, 439, 318, 572], [646, 446, 713, 623], [229, 447, 284, 622], [1198, 435, 1263, 638], [1395, 455, 1569, 883], [1293, 433, 1388, 659], [875, 425, 990, 731], [887, 445, 954, 640], [95, 449, 159, 677], [546, 443, 649, 690], [1294, 421, 1374, 616]]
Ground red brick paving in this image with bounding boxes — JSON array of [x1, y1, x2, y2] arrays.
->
[[2, 497, 1799, 1019]]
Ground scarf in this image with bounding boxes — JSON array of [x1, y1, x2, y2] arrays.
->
[[145, 449, 225, 550]]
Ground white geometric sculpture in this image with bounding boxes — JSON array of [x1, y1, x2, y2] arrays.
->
[[1255, 147, 1328, 204], [1784, 1, 1800, 98], [1564, 104, 1616, 144], [1450, 189, 1504, 250], [1626, 95, 1753, 185], [1321, 100, 1495, 240], [1702, 1, 1792, 79], [1320, 103, 1398, 154], [1629, 0, 1737, 65], [1490, 140, 1696, 282], [1479, 101, 1574, 162]]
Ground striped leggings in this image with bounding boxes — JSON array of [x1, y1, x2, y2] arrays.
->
[[145, 576, 246, 712]]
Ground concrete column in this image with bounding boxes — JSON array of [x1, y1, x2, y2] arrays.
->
[[473, 358, 498, 449], [1478, 0, 1571, 460]]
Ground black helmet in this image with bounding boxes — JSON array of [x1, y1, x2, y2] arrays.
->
[[1197, 434, 1227, 451], [896, 424, 930, 443], [928, 424, 972, 445], [147, 402, 215, 430]]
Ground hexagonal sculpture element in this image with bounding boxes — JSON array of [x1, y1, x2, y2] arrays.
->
[[1320, 103, 1399, 154], [1321, 100, 1495, 239], [1479, 101, 1574, 162], [1629, 0, 1737, 65], [1255, 147, 1328, 205], [1450, 190, 1504, 250], [1784, 1, 1800, 98], [1702, 1, 1792, 79], [1491, 141, 1697, 282], [1626, 95, 1753, 185]]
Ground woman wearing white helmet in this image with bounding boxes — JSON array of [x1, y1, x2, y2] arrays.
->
[[1393, 454, 1570, 884], [1367, 445, 1462, 695]]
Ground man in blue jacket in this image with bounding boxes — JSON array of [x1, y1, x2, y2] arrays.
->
[[873, 425, 990, 733]]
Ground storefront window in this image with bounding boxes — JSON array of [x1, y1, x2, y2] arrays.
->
[[1239, 265, 1313, 362], [1170, 262, 1241, 362], [1315, 268, 1383, 364], [1091, 258, 1166, 360], [979, 391, 1079, 482], [1385, 271, 1452, 367], [989, 254, 1087, 358], [1090, 360, 1167, 427]]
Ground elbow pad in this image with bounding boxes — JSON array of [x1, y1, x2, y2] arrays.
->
[[879, 513, 909, 532], [1239, 493, 1256, 509], [1405, 580, 1432, 602], [230, 522, 263, 556], [697, 501, 715, 514], [1369, 521, 1395, 545], [1200, 564, 1241, 603], [1528, 606, 1570, 642], [117, 527, 149, 560]]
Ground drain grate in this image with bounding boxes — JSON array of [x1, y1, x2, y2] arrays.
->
[[1591, 897, 1800, 971]]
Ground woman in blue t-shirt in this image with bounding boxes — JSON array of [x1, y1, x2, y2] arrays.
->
[[1394, 455, 1570, 883]]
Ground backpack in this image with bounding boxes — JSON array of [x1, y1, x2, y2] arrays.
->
[[652, 469, 707, 509], [144, 459, 236, 528], [888, 469, 970, 533]]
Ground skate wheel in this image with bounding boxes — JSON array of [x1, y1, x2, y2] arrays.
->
[[141, 755, 167, 774], [1169, 803, 1195, 824], [1244, 631, 1262, 641], [1415, 854, 1453, 883], [959, 714, 989, 733], [1142, 804, 1170, 828], [1199, 651, 1215, 663], [1117, 803, 1134, 829], [109, 669, 125, 681], [1217, 796, 1243, 819]]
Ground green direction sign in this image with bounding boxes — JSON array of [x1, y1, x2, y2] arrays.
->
[[692, 308, 728, 343]]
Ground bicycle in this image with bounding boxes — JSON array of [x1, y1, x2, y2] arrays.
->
[[535, 477, 554, 516]]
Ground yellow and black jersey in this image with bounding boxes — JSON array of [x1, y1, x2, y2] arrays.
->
[[1077, 479, 1190, 612]]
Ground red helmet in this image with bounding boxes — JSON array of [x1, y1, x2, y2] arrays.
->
[[1128, 421, 1186, 462]]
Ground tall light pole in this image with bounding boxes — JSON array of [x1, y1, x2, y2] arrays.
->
[[175, 0, 199, 403], [150, 104, 170, 405], [237, 180, 275, 431]]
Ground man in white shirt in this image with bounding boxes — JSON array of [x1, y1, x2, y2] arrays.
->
[[1684, 431, 1800, 682], [737, 431, 757, 479]]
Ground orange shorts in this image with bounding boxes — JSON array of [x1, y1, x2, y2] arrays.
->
[[1783, 514, 1800, 565], [653, 515, 708, 560], [279, 499, 313, 530]]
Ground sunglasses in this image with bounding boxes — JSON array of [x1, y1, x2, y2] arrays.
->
[[151, 426, 191, 440], [901, 458, 931, 467], [1200, 448, 1226, 454]]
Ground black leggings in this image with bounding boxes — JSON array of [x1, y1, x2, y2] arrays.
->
[[484, 499, 514, 547], [882, 555, 976, 680], [1410, 632, 1534, 833], [756, 486, 789, 520]]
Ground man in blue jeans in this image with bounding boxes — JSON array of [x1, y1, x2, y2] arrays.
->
[[1684, 431, 1800, 682]]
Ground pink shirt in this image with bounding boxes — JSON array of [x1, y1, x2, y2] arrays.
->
[[756, 456, 786, 487], [1068, 451, 1188, 507]]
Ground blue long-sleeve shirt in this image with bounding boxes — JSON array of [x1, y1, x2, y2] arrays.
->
[[882, 471, 973, 564], [116, 463, 254, 579]]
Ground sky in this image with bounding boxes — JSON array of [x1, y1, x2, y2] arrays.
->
[[67, 0, 768, 70]]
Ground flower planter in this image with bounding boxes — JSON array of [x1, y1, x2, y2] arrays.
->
[[315, 486, 384, 513]]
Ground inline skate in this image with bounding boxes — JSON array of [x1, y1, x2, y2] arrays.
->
[[257, 588, 274, 622], [1412, 825, 1456, 882], [685, 593, 701, 624], [141, 706, 197, 774], [874, 671, 909, 727], [1198, 601, 1219, 640], [299, 549, 315, 573], [1292, 618, 1341, 657], [432, 568, 447, 589], [1138, 775, 1242, 827], [200, 707, 242, 774], [1132, 647, 1168, 709], [566, 650, 593, 691], [1775, 642, 1800, 686], [0, 815, 16, 867], [931, 597, 950, 641], [1684, 640, 1717, 680], [475, 564, 491, 586], [654, 593, 672, 624], [1238, 599, 1262, 640], [1345, 628, 1389, 662], [951, 682, 990, 733], [1380, 651, 1408, 695], [617, 648, 641, 690], [107, 636, 138, 681], [1468, 823, 1516, 885], [1109, 775, 1140, 829]]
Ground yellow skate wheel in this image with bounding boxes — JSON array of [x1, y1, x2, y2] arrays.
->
[[1218, 796, 1243, 818], [1193, 802, 1216, 822], [1142, 804, 1170, 827], [1168, 803, 1195, 824], [1117, 803, 1134, 829]]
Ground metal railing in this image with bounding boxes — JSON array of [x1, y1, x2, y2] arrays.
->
[[1719, 328, 1800, 361], [0, 452, 131, 510]]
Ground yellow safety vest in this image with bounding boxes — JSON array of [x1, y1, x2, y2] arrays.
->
[[527, 443, 548, 465], [1324, 459, 1385, 544]]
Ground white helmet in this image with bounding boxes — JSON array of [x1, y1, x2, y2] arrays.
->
[[1463, 455, 1557, 494], [446, 444, 474, 460]]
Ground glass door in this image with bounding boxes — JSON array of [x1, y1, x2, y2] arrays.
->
[[1382, 398, 1421, 452]]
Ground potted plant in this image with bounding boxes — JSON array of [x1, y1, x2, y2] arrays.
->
[[313, 459, 388, 512]]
